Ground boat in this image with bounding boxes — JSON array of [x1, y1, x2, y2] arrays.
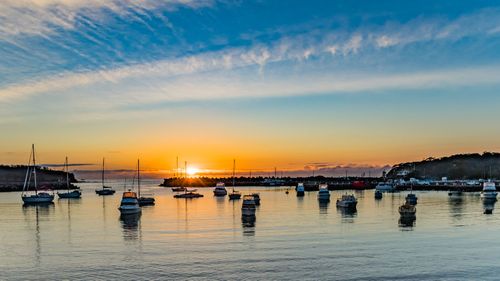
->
[[296, 183, 305, 197], [405, 193, 418, 205], [172, 187, 187, 192], [118, 191, 141, 215], [480, 180, 497, 201], [213, 182, 228, 197], [174, 192, 204, 198], [136, 159, 155, 206], [336, 194, 357, 209], [399, 203, 416, 218], [374, 190, 383, 199], [21, 144, 55, 204], [317, 184, 330, 201], [57, 157, 82, 199], [228, 159, 241, 200], [241, 195, 256, 217], [95, 158, 116, 196], [375, 182, 395, 192], [251, 193, 261, 205], [448, 190, 463, 197]]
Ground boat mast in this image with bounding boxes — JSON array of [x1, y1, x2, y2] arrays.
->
[[137, 159, 141, 197], [32, 144, 38, 195], [184, 161, 187, 193], [232, 159, 236, 192], [22, 146, 34, 195], [66, 156, 69, 191], [102, 158, 105, 188]]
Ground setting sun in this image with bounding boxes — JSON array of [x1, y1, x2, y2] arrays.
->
[[186, 166, 199, 176]]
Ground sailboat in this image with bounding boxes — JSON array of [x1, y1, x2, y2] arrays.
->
[[57, 157, 82, 199], [21, 144, 55, 204], [229, 159, 241, 200], [95, 158, 116, 195], [174, 161, 203, 198], [136, 159, 155, 206]]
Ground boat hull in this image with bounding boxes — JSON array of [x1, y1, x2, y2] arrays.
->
[[22, 194, 54, 204], [481, 192, 497, 200], [336, 201, 357, 208], [228, 193, 241, 200], [57, 190, 82, 199], [96, 189, 115, 195], [296, 191, 305, 197], [118, 206, 142, 215], [213, 190, 227, 196]]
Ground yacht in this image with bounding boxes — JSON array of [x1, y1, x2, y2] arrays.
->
[[481, 180, 497, 201], [336, 194, 357, 209], [296, 183, 305, 197], [374, 190, 383, 199], [375, 182, 395, 192], [399, 203, 416, 218], [95, 158, 116, 196], [21, 144, 55, 204], [174, 188, 203, 198], [136, 159, 155, 206], [251, 193, 261, 205], [228, 159, 242, 200], [317, 184, 330, 201], [241, 195, 257, 217], [57, 157, 81, 199], [213, 182, 228, 197], [172, 187, 187, 192], [118, 191, 141, 215], [405, 193, 418, 205]]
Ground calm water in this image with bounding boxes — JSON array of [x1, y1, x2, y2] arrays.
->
[[1, 181, 500, 280]]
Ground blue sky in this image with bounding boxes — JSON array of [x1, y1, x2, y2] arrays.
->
[[1, 0, 500, 174]]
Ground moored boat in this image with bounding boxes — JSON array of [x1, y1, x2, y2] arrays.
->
[[135, 159, 155, 206], [214, 182, 228, 197], [399, 203, 416, 218], [251, 193, 261, 205], [336, 194, 357, 209], [405, 193, 418, 205], [317, 184, 330, 201], [448, 190, 463, 197], [480, 180, 497, 201], [174, 192, 204, 198], [57, 157, 81, 199], [21, 144, 55, 204], [118, 191, 141, 215], [228, 159, 241, 200], [374, 190, 383, 199], [95, 158, 116, 196], [375, 182, 395, 192], [172, 187, 187, 192], [241, 195, 256, 217], [296, 183, 305, 197]]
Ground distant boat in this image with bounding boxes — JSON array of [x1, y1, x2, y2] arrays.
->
[[118, 191, 141, 215], [95, 158, 116, 196], [214, 182, 228, 197], [228, 159, 241, 200], [241, 195, 256, 217], [21, 144, 55, 204], [336, 194, 357, 209], [174, 161, 203, 199], [317, 184, 330, 202], [480, 180, 497, 201], [405, 193, 418, 205], [172, 187, 186, 192], [399, 203, 416, 218], [448, 190, 463, 197], [57, 157, 81, 199], [375, 182, 395, 192], [136, 159, 155, 206], [374, 190, 383, 199], [296, 183, 305, 197]]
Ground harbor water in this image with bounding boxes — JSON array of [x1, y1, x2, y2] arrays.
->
[[1, 181, 500, 280]]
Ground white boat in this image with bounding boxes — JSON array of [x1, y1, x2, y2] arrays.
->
[[336, 194, 357, 208], [481, 180, 497, 200], [375, 182, 395, 192], [21, 144, 55, 204], [317, 184, 330, 201], [57, 157, 81, 199], [118, 191, 142, 215], [213, 182, 228, 197], [241, 195, 256, 217], [296, 183, 305, 197]]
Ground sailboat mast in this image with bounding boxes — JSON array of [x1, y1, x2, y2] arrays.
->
[[66, 156, 69, 191], [176, 156, 179, 178], [137, 159, 141, 197], [102, 158, 105, 188], [232, 159, 236, 191], [22, 146, 33, 194], [32, 144, 38, 195]]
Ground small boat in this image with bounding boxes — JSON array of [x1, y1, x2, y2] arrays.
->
[[375, 182, 395, 192], [296, 183, 305, 197], [172, 187, 187, 192], [241, 195, 256, 217], [57, 157, 81, 199], [317, 184, 330, 201], [213, 182, 228, 197], [336, 194, 357, 209], [481, 180, 497, 201], [374, 190, 383, 199], [174, 192, 204, 198], [95, 158, 116, 196], [399, 203, 416, 218], [405, 193, 418, 205], [228, 159, 241, 200], [448, 190, 463, 197], [21, 144, 55, 204], [118, 191, 141, 215], [251, 193, 261, 205], [135, 159, 155, 206]]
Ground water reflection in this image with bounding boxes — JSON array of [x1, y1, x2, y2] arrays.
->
[[448, 196, 464, 222], [318, 201, 329, 214], [337, 207, 357, 223], [241, 215, 256, 236], [482, 199, 496, 214], [120, 213, 141, 241], [21, 204, 55, 266], [399, 217, 416, 229]]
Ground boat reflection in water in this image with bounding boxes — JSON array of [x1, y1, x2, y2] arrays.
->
[[318, 200, 329, 214], [241, 215, 256, 236], [399, 216, 416, 229], [120, 213, 141, 240], [338, 206, 357, 223], [483, 200, 496, 214]]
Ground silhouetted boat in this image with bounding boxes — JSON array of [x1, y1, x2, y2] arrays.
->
[[118, 191, 141, 215], [57, 157, 81, 199], [399, 203, 416, 218], [317, 184, 330, 202], [21, 144, 55, 204], [136, 159, 155, 206], [242, 195, 256, 217], [214, 182, 228, 197], [336, 194, 357, 209], [95, 158, 116, 196], [448, 190, 463, 197], [172, 187, 186, 192], [374, 190, 383, 199], [296, 183, 305, 197], [405, 193, 418, 205], [174, 191, 204, 198], [228, 159, 241, 200], [375, 182, 395, 192]]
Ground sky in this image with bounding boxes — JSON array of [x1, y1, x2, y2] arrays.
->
[[1, 0, 500, 178]]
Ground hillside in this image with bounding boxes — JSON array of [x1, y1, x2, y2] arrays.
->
[[0, 165, 78, 192], [387, 152, 500, 180]]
